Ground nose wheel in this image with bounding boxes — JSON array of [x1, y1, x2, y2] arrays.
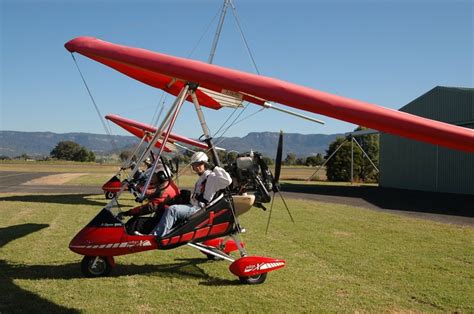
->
[[81, 256, 114, 277], [239, 272, 267, 284], [105, 191, 116, 199]]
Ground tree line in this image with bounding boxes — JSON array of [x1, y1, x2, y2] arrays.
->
[[119, 126, 379, 183]]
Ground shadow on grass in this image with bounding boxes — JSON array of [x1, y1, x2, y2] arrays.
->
[[281, 183, 474, 217], [4, 257, 238, 286], [0, 193, 106, 207], [0, 224, 79, 313]]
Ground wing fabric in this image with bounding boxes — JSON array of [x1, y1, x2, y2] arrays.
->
[[66, 37, 474, 153], [105, 114, 209, 151]]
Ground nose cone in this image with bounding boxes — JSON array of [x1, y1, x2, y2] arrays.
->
[[69, 225, 125, 255]]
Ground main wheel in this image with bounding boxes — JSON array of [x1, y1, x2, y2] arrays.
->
[[81, 256, 113, 278], [105, 191, 116, 199], [239, 272, 267, 285]]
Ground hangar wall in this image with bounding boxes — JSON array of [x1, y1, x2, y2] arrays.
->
[[379, 86, 474, 195]]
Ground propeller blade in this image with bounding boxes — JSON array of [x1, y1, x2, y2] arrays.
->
[[265, 192, 276, 235], [175, 158, 180, 186], [274, 130, 283, 185]]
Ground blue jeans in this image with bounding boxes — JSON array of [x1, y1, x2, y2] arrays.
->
[[151, 204, 199, 238]]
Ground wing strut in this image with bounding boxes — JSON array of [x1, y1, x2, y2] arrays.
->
[[138, 85, 190, 199], [208, 0, 230, 64], [262, 102, 325, 125], [189, 85, 222, 166]]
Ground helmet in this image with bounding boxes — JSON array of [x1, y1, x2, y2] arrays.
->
[[153, 164, 171, 184], [191, 151, 209, 164], [155, 171, 169, 184]]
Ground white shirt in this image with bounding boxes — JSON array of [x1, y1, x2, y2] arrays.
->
[[191, 166, 232, 207]]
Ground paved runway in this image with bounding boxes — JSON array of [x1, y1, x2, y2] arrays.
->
[[1, 171, 472, 226], [0, 171, 101, 194]]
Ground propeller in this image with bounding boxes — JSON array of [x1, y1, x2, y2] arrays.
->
[[265, 130, 295, 234]]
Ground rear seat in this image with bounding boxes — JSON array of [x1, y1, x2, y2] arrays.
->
[[187, 193, 224, 221]]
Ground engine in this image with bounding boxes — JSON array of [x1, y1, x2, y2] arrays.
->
[[225, 152, 275, 206]]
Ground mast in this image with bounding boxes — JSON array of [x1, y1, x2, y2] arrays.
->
[[208, 0, 231, 64]]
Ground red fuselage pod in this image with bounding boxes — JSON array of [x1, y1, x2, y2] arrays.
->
[[229, 256, 286, 277], [69, 208, 157, 257], [102, 175, 124, 193]]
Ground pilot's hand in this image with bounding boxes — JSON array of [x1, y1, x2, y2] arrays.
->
[[135, 195, 146, 203], [117, 210, 131, 220]]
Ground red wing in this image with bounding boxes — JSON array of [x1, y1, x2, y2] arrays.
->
[[66, 37, 474, 153], [106, 114, 209, 150]]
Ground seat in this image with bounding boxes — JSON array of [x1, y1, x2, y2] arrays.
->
[[186, 193, 225, 221], [166, 193, 231, 236]]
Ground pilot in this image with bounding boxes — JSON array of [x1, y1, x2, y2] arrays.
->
[[120, 164, 179, 220], [151, 151, 232, 238]]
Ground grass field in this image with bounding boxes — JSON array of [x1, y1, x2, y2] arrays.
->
[[1, 192, 472, 312]]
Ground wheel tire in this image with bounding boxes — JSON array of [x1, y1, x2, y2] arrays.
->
[[105, 191, 116, 199], [81, 256, 113, 278], [239, 272, 267, 285]]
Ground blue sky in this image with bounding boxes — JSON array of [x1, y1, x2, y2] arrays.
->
[[1, 0, 472, 139]]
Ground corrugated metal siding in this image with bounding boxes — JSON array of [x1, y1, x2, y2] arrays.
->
[[380, 134, 437, 192], [401, 87, 474, 124], [437, 146, 474, 195], [380, 86, 474, 195]]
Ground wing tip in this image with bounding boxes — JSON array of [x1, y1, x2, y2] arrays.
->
[[64, 36, 99, 53]]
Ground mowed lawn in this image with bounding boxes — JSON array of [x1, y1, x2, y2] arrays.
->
[[0, 192, 472, 312]]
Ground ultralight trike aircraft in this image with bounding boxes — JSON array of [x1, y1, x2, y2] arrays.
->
[[65, 36, 473, 285]]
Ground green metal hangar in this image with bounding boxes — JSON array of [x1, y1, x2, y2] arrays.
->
[[379, 86, 474, 195]]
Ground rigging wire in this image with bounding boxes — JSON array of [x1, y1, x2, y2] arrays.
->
[[206, 0, 262, 142], [175, 103, 264, 187], [147, 5, 220, 140], [177, 102, 264, 180], [229, 1, 260, 75], [230, 106, 266, 127], [147, 5, 220, 137], [187, 5, 222, 59], [150, 92, 167, 126], [212, 105, 265, 148], [71, 54, 119, 152], [211, 103, 240, 137]]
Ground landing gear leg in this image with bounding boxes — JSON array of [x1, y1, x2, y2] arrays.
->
[[231, 233, 247, 257]]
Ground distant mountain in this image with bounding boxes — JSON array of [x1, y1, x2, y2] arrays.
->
[[0, 130, 343, 158], [214, 132, 343, 158], [0, 131, 137, 157]]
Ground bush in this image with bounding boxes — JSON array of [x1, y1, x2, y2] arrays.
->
[[50, 141, 95, 162], [325, 127, 379, 182]]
